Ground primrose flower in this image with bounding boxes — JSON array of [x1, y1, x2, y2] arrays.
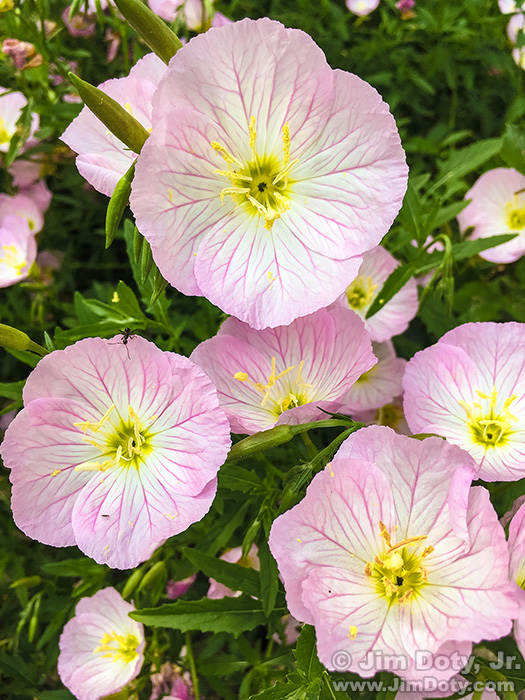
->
[[191, 307, 376, 434], [61, 53, 167, 197], [0, 192, 44, 233], [499, 0, 524, 12], [269, 426, 518, 680], [208, 544, 260, 599], [58, 587, 145, 700], [0, 336, 231, 569], [508, 502, 525, 659], [507, 12, 525, 42], [150, 662, 193, 700], [131, 18, 408, 329], [340, 340, 406, 414], [0, 215, 36, 288], [0, 87, 33, 153], [166, 574, 196, 599], [402, 322, 525, 481], [457, 168, 525, 264], [346, 0, 380, 16], [148, 0, 224, 30], [334, 246, 418, 342]]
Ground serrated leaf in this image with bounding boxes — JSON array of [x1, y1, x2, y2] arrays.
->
[[182, 547, 261, 598], [130, 595, 286, 636], [294, 625, 324, 681]]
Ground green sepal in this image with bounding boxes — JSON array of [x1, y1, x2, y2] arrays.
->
[[113, 0, 183, 65], [69, 73, 149, 154], [105, 160, 136, 248], [0, 324, 48, 357]]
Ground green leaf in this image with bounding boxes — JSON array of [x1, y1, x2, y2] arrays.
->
[[294, 625, 324, 682], [247, 678, 308, 700], [141, 241, 154, 285], [182, 547, 261, 598], [501, 123, 525, 175], [130, 595, 286, 636], [257, 535, 279, 617], [41, 558, 107, 578], [0, 380, 24, 401], [113, 280, 147, 322], [365, 263, 416, 319], [105, 161, 135, 248], [450, 234, 518, 261], [430, 138, 501, 195]]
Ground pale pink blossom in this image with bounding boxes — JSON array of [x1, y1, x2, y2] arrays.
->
[[0, 192, 44, 233], [166, 574, 196, 599], [346, 0, 380, 16], [457, 168, 525, 263], [62, 6, 96, 37], [508, 502, 525, 658], [0, 336, 231, 569], [191, 307, 376, 434], [403, 322, 525, 481], [58, 587, 145, 700], [61, 53, 167, 197], [150, 662, 192, 700], [507, 12, 525, 42], [333, 245, 418, 342], [0, 87, 27, 153], [269, 426, 518, 680], [340, 340, 406, 414], [395, 0, 415, 11], [130, 18, 408, 329], [0, 215, 36, 287], [353, 394, 410, 435], [208, 545, 259, 599], [2, 39, 42, 70], [513, 45, 525, 69], [499, 0, 524, 12]]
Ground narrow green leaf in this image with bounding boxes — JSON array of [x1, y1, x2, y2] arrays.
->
[[41, 558, 106, 578], [114, 0, 183, 64], [69, 73, 149, 154], [217, 463, 266, 494], [182, 547, 261, 598], [430, 138, 501, 194], [501, 123, 525, 175], [133, 225, 144, 264], [105, 161, 136, 248], [365, 264, 416, 319], [451, 234, 518, 261], [140, 241, 154, 285], [130, 595, 286, 636], [294, 625, 324, 681], [150, 266, 168, 305], [257, 536, 279, 617]]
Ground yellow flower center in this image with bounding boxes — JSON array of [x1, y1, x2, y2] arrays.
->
[[506, 196, 525, 230], [0, 115, 12, 145], [0, 243, 26, 276], [74, 404, 156, 473], [346, 275, 377, 311], [234, 356, 312, 416], [93, 630, 140, 664], [0, 0, 15, 12], [211, 116, 298, 230], [365, 521, 433, 605], [459, 387, 518, 448]]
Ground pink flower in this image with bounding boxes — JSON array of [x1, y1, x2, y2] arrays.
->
[[130, 18, 408, 329], [340, 340, 406, 413], [508, 502, 525, 658], [395, 0, 415, 11], [166, 574, 197, 599], [269, 426, 518, 680], [333, 246, 418, 342], [507, 12, 525, 42], [0, 215, 36, 288], [211, 11, 232, 27], [353, 394, 410, 435], [0, 336, 231, 569], [346, 0, 380, 16], [0, 87, 27, 153], [191, 307, 376, 434], [208, 545, 259, 599], [2, 39, 42, 70], [150, 662, 192, 700], [62, 6, 96, 37], [58, 587, 145, 700], [0, 192, 44, 233], [61, 53, 167, 197], [402, 322, 525, 482], [499, 0, 524, 13], [457, 168, 525, 264]]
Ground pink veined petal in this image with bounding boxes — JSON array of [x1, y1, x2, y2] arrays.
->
[[269, 458, 394, 624], [335, 426, 476, 543], [194, 208, 364, 329], [1, 397, 101, 547], [71, 462, 218, 569], [23, 336, 174, 420]]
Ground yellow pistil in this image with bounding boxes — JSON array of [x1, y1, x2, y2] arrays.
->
[[459, 386, 518, 449], [506, 195, 525, 230], [74, 404, 154, 473], [366, 522, 431, 605], [234, 356, 312, 416], [0, 244, 26, 276], [211, 116, 298, 230], [93, 630, 139, 664], [346, 276, 377, 311]]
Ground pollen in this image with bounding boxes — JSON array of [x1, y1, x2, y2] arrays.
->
[[211, 116, 298, 230], [93, 629, 140, 665], [348, 626, 358, 640], [346, 275, 377, 311], [0, 243, 27, 276]]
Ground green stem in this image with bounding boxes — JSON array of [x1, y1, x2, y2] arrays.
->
[[300, 431, 317, 459], [185, 632, 199, 700]]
